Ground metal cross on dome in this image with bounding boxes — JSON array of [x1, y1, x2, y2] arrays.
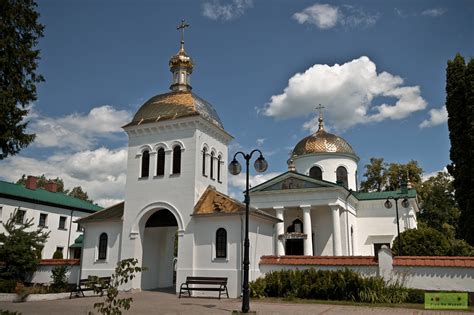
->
[[315, 104, 325, 118], [177, 19, 189, 44]]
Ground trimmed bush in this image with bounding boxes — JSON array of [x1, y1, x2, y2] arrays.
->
[[250, 268, 416, 304], [52, 250, 63, 259]]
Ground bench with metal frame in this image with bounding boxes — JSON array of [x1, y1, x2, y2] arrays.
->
[[179, 276, 229, 299], [69, 276, 111, 298]]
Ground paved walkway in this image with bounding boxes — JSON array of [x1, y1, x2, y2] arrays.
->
[[0, 290, 471, 314]]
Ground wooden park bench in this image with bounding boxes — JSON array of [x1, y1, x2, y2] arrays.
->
[[69, 276, 111, 298], [179, 276, 229, 299]]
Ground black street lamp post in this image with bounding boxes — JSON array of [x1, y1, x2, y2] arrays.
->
[[228, 149, 268, 314], [384, 196, 410, 256]]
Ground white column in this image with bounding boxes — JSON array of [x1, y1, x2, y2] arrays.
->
[[330, 205, 342, 256], [301, 205, 313, 256], [274, 207, 285, 256]]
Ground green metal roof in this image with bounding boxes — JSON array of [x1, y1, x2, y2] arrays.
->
[[353, 189, 417, 200], [0, 180, 102, 213], [69, 234, 83, 248]]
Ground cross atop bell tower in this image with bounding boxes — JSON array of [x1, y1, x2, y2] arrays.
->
[[169, 19, 194, 91]]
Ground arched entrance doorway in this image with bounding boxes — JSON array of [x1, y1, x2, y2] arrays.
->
[[141, 209, 178, 290]]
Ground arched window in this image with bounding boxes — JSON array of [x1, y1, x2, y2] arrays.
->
[[141, 150, 150, 178], [172, 146, 181, 174], [309, 166, 323, 180], [336, 166, 348, 188], [98, 233, 108, 260], [202, 147, 207, 176], [216, 228, 227, 258], [210, 152, 215, 179], [156, 148, 165, 176], [287, 219, 303, 233], [217, 155, 222, 182]]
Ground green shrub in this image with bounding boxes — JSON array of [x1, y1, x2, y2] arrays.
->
[[249, 277, 266, 299], [52, 251, 63, 259], [50, 266, 69, 292], [0, 280, 18, 293], [249, 268, 412, 304]]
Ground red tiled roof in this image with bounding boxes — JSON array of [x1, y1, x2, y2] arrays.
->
[[260, 256, 378, 266], [39, 259, 80, 266], [394, 256, 474, 268]]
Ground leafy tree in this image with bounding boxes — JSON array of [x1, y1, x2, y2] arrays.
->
[[360, 158, 386, 192], [86, 258, 145, 315], [392, 223, 474, 256], [68, 186, 91, 203], [417, 171, 460, 232], [360, 158, 423, 192], [446, 54, 474, 245], [0, 0, 44, 159], [0, 208, 49, 282], [392, 224, 451, 256], [384, 160, 423, 191]]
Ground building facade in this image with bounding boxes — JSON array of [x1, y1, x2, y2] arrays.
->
[[0, 176, 102, 259]]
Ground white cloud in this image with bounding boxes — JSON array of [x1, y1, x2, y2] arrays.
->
[[0, 147, 128, 208], [394, 8, 408, 18], [422, 8, 446, 17], [293, 3, 379, 29], [228, 172, 280, 192], [422, 167, 450, 182], [29, 105, 132, 150], [256, 138, 265, 146], [293, 4, 341, 29], [262, 56, 427, 132], [419, 106, 448, 128], [202, 0, 253, 21]]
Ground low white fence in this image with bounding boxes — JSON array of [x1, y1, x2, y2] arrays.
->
[[29, 259, 80, 284]]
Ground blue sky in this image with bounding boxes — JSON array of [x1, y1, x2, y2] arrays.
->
[[1, 0, 473, 206]]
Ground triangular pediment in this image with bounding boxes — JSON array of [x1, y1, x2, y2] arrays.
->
[[249, 171, 341, 193], [194, 186, 244, 215]]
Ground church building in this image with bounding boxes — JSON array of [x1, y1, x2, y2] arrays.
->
[[78, 24, 419, 298]]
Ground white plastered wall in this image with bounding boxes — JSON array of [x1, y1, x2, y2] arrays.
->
[[81, 220, 122, 279], [192, 214, 274, 298], [294, 153, 359, 190], [355, 199, 416, 255], [0, 197, 89, 259]]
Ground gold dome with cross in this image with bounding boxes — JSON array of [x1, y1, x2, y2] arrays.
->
[[292, 105, 357, 158]]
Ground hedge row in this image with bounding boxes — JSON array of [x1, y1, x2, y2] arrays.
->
[[250, 268, 424, 304]]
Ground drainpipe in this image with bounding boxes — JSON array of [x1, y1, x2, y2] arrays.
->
[[345, 190, 353, 256], [67, 210, 74, 259]]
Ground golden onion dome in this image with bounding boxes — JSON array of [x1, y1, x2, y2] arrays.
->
[[292, 116, 357, 158], [169, 46, 194, 70], [123, 90, 223, 129]]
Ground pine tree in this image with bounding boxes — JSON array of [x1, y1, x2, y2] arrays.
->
[[0, 0, 44, 159], [446, 54, 474, 245], [0, 209, 49, 282]]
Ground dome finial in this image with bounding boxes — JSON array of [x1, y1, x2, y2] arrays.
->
[[169, 19, 194, 91], [315, 104, 325, 131], [177, 19, 189, 51]]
